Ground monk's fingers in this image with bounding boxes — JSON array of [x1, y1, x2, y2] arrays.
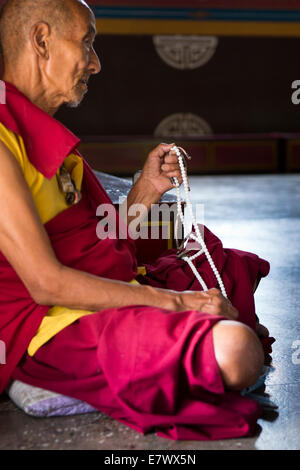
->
[[161, 162, 180, 173], [201, 303, 238, 320], [222, 300, 239, 320], [178, 290, 236, 317], [216, 295, 238, 320], [149, 143, 175, 160], [200, 292, 238, 320], [226, 305, 239, 320], [200, 302, 225, 317], [212, 291, 239, 320], [206, 288, 222, 297], [165, 171, 183, 184], [164, 153, 179, 164]]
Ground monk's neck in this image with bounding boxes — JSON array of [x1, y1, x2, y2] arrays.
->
[[2, 66, 59, 117]]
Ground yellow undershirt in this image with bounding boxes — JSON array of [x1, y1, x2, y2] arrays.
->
[[0, 123, 143, 357]]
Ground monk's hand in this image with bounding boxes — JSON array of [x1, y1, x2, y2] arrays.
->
[[138, 143, 183, 197], [178, 288, 239, 320]]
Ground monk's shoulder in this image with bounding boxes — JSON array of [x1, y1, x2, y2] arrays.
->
[[0, 121, 27, 172]]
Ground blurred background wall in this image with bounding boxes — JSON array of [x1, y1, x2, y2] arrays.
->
[[1, 0, 300, 175]]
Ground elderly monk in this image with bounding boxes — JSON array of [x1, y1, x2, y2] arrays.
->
[[0, 0, 273, 441]]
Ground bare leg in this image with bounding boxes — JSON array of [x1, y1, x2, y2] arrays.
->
[[212, 320, 264, 391]]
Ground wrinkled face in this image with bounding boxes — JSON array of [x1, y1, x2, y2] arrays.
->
[[45, 4, 101, 108]]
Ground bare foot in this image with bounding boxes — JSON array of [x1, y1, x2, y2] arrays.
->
[[256, 322, 269, 338]]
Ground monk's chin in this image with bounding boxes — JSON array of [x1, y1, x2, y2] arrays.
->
[[66, 99, 82, 108], [66, 94, 86, 108], [65, 89, 87, 108]]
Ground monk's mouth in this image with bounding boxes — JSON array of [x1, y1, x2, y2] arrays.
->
[[80, 80, 88, 89], [76, 78, 88, 90]]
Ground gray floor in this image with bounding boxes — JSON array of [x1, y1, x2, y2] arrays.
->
[[1, 174, 300, 450]]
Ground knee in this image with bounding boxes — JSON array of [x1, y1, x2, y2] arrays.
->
[[212, 320, 264, 391]]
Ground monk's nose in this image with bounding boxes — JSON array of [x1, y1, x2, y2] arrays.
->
[[89, 50, 101, 75]]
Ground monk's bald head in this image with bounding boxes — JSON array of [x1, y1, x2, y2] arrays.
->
[[0, 0, 91, 65]]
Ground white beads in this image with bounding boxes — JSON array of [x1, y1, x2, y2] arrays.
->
[[171, 145, 227, 298]]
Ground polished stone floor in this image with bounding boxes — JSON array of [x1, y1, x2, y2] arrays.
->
[[0, 174, 299, 450]]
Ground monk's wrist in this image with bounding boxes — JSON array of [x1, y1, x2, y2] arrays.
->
[[132, 175, 163, 204], [140, 285, 179, 311]]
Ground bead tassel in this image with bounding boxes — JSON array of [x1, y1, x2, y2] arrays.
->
[[171, 145, 227, 298]]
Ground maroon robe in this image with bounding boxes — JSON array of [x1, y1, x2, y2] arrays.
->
[[0, 81, 273, 440], [0, 81, 137, 394]]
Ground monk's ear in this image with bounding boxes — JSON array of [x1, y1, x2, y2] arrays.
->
[[30, 22, 51, 60]]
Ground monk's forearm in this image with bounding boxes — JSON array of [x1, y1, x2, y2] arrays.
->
[[34, 261, 235, 318], [39, 264, 178, 312], [120, 177, 162, 226]]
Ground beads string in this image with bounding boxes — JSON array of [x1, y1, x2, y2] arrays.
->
[[170, 145, 227, 298]]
